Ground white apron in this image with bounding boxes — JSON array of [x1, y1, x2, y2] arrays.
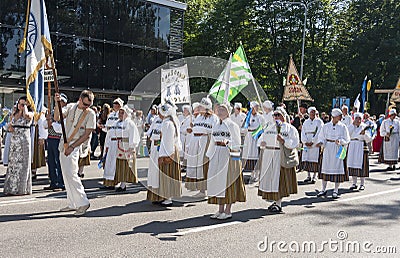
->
[[147, 118, 162, 188]]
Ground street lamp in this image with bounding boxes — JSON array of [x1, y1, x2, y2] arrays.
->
[[274, 0, 319, 80]]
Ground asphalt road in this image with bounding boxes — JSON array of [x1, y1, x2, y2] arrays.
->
[[1, 154, 399, 257]]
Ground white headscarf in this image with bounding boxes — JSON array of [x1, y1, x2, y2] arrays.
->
[[331, 108, 343, 117], [200, 97, 212, 110]]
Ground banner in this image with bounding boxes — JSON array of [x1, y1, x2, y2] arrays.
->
[[161, 64, 190, 104], [282, 56, 313, 102], [21, 0, 53, 115], [390, 77, 400, 102]]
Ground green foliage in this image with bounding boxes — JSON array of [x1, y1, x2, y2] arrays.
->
[[183, 0, 400, 114]]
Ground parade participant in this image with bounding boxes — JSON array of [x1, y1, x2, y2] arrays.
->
[[90, 106, 99, 160], [363, 112, 376, 153], [231, 103, 246, 128], [179, 105, 192, 170], [262, 100, 274, 125], [292, 103, 308, 134], [257, 108, 299, 212], [301, 106, 324, 183], [348, 113, 374, 190], [31, 107, 47, 180], [3, 96, 34, 196], [242, 101, 264, 171], [185, 97, 218, 197], [192, 102, 200, 118], [379, 109, 400, 171], [146, 110, 163, 203], [105, 98, 123, 130], [103, 105, 140, 192], [157, 101, 182, 206], [341, 105, 353, 127], [145, 105, 158, 153], [43, 93, 68, 191], [133, 110, 145, 156], [316, 108, 350, 198], [98, 103, 111, 158], [206, 103, 246, 220], [54, 90, 96, 216]]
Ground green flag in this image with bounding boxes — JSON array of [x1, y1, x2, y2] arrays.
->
[[209, 44, 253, 103]]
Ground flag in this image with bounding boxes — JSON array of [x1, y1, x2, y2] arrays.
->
[[252, 125, 264, 139], [282, 55, 313, 101], [20, 0, 53, 115], [222, 54, 232, 103], [353, 93, 360, 112], [360, 75, 367, 112], [243, 108, 252, 129], [161, 64, 190, 104], [336, 145, 347, 160], [209, 44, 253, 103]]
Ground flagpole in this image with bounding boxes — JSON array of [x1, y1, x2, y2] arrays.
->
[[240, 42, 264, 116], [49, 55, 67, 145]]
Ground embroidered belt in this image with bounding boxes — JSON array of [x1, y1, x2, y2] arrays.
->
[[215, 141, 227, 146], [12, 125, 31, 129], [153, 140, 161, 146], [193, 133, 208, 136], [111, 137, 129, 142], [265, 146, 280, 150], [351, 139, 362, 141], [326, 139, 336, 142], [248, 129, 256, 132]]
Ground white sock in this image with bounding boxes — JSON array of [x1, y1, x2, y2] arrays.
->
[[352, 176, 357, 185], [321, 180, 327, 192], [334, 182, 340, 193], [360, 177, 365, 186], [276, 199, 282, 207], [120, 182, 126, 188], [78, 166, 84, 175], [307, 172, 311, 178]]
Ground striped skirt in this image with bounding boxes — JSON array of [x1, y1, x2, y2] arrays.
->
[[159, 150, 181, 199], [185, 160, 209, 191], [243, 159, 258, 172], [258, 167, 298, 201], [32, 127, 46, 170], [78, 154, 91, 167], [301, 161, 319, 173], [348, 151, 369, 177], [147, 187, 165, 202], [208, 159, 246, 205], [103, 156, 138, 186], [318, 172, 349, 183]]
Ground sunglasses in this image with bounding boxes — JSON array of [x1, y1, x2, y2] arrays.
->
[[82, 101, 92, 107]]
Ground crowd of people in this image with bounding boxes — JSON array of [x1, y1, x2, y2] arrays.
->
[[1, 90, 396, 219]]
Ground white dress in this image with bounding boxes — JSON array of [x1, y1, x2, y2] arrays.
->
[[318, 121, 350, 175], [206, 118, 241, 197], [146, 116, 163, 188], [258, 122, 299, 192], [231, 112, 246, 128], [179, 115, 192, 158], [103, 119, 140, 180], [347, 123, 373, 169], [380, 118, 400, 163], [186, 114, 218, 180], [301, 118, 324, 163]]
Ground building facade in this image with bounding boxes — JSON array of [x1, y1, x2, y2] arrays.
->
[[0, 0, 186, 106]]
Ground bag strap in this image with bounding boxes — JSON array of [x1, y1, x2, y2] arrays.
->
[[66, 109, 89, 144]]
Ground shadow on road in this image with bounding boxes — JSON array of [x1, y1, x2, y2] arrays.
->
[[116, 208, 271, 240]]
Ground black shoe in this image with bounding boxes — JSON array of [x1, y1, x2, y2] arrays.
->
[[32, 174, 37, 180], [269, 204, 282, 213], [116, 186, 127, 192], [316, 190, 327, 197], [100, 186, 115, 190], [267, 202, 277, 211], [311, 178, 316, 184], [77, 173, 84, 178], [359, 185, 365, 191], [349, 184, 358, 190], [43, 186, 56, 190], [303, 177, 311, 183], [332, 191, 339, 199]]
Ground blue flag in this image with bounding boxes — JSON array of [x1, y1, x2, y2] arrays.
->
[[360, 76, 367, 113], [243, 108, 252, 129]]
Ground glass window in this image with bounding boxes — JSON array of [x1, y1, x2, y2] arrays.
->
[[158, 6, 170, 50], [104, 43, 119, 90], [88, 41, 104, 89], [72, 37, 89, 88], [103, 0, 120, 42], [54, 35, 74, 82], [145, 3, 157, 48], [2, 28, 24, 71]]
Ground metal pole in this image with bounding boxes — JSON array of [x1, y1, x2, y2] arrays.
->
[[300, 5, 307, 81]]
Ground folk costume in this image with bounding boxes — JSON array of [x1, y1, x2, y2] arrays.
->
[[316, 108, 350, 199], [257, 109, 299, 212], [157, 101, 182, 206], [103, 106, 140, 191], [379, 109, 400, 170], [185, 97, 218, 195], [347, 113, 374, 191], [301, 107, 324, 183]]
